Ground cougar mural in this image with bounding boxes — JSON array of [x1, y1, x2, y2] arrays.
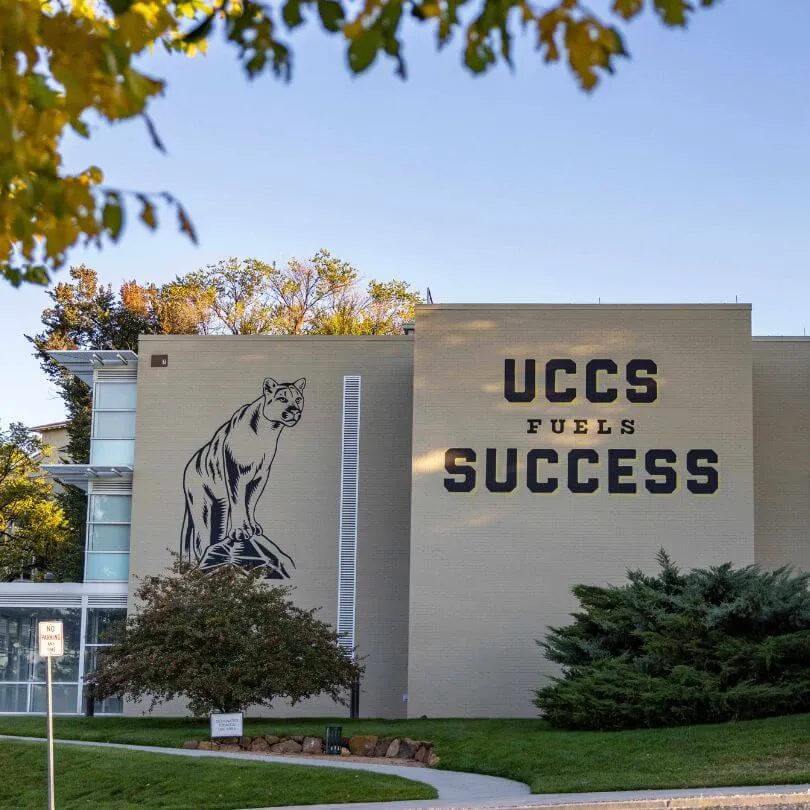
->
[[181, 377, 306, 579]]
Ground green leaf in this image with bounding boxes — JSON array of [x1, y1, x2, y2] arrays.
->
[[347, 30, 382, 73], [138, 196, 157, 229], [70, 119, 90, 138], [102, 197, 124, 242], [317, 0, 345, 33], [282, 0, 305, 29], [184, 14, 215, 43], [106, 0, 137, 14], [177, 205, 198, 244]]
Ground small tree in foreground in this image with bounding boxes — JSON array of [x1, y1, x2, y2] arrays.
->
[[535, 551, 810, 731], [92, 557, 362, 716]]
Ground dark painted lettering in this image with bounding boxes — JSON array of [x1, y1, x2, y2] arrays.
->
[[586, 359, 618, 403], [444, 448, 476, 492], [645, 449, 677, 494], [608, 449, 637, 494], [486, 448, 518, 493], [527, 449, 558, 493], [687, 449, 719, 494], [626, 359, 658, 403], [505, 359, 535, 403], [546, 359, 577, 402], [568, 449, 599, 493]]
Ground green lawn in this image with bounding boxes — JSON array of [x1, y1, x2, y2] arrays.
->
[[3, 714, 810, 794], [0, 739, 435, 809]]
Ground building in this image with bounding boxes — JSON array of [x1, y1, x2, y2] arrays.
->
[[1, 304, 808, 717], [30, 421, 70, 465]]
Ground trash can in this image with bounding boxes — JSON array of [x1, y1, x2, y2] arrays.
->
[[325, 725, 342, 755]]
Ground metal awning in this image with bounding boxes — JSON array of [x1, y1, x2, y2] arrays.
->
[[42, 464, 133, 492], [46, 350, 138, 386]]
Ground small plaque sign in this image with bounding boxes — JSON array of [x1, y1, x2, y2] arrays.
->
[[38, 621, 64, 657], [210, 712, 243, 738]]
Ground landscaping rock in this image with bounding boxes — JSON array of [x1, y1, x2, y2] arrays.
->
[[239, 736, 252, 749], [384, 739, 401, 758], [264, 735, 280, 745], [292, 735, 304, 744], [339, 747, 351, 757], [182, 740, 199, 750], [398, 738, 418, 759], [218, 737, 239, 745], [427, 752, 440, 767], [250, 737, 271, 752], [219, 744, 242, 753], [198, 741, 217, 750], [270, 739, 303, 754], [348, 735, 378, 757], [374, 737, 394, 757], [414, 744, 429, 763], [302, 736, 323, 755]]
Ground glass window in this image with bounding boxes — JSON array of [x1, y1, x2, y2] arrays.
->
[[89, 439, 135, 466], [31, 684, 79, 714], [93, 411, 136, 439], [0, 608, 81, 685], [88, 525, 130, 552], [85, 609, 125, 646], [90, 495, 131, 524], [0, 684, 28, 712], [85, 553, 129, 582], [95, 694, 123, 714], [94, 382, 137, 410]]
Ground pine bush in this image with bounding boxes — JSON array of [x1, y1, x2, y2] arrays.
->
[[534, 551, 810, 730]]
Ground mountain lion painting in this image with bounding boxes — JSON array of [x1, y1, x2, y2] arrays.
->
[[181, 377, 306, 578]]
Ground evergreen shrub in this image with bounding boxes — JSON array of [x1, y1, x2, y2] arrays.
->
[[534, 551, 810, 730]]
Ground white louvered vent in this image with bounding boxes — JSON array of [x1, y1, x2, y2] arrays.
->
[[89, 480, 132, 494], [87, 595, 128, 608], [0, 594, 82, 607], [95, 367, 136, 381], [337, 376, 361, 655]]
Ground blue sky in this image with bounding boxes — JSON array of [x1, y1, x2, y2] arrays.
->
[[2, 0, 809, 427]]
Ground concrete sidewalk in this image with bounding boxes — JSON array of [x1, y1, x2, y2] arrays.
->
[[3, 735, 808, 810], [259, 784, 810, 810], [0, 734, 529, 801]]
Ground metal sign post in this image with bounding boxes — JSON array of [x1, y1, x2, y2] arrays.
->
[[38, 620, 64, 810]]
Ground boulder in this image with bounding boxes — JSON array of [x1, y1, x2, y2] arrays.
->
[[291, 735, 304, 744], [198, 741, 217, 751], [271, 739, 303, 754], [219, 744, 242, 753], [250, 737, 271, 752], [348, 735, 378, 757], [182, 740, 199, 750], [427, 752, 440, 767], [264, 735, 280, 745], [339, 747, 351, 757], [384, 739, 401, 758], [397, 738, 418, 759], [374, 737, 394, 758], [414, 743, 431, 763], [239, 736, 253, 749], [218, 736, 239, 745], [302, 736, 323, 755]]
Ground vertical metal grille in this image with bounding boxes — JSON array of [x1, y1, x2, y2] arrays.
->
[[337, 376, 361, 655]]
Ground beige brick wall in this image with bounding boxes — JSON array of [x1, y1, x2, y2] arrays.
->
[[753, 338, 810, 571], [129, 335, 413, 718], [408, 305, 755, 718]]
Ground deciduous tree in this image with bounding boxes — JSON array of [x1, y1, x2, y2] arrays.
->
[[2, 0, 722, 287], [92, 556, 363, 715], [0, 424, 70, 581]]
